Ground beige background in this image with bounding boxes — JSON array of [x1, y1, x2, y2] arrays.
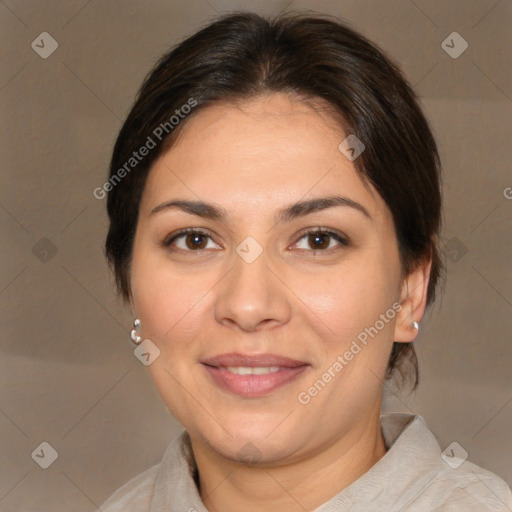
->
[[1, 0, 511, 510]]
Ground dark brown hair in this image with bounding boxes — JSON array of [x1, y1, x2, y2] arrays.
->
[[105, 11, 444, 390]]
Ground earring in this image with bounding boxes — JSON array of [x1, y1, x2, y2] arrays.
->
[[130, 318, 142, 344], [412, 321, 419, 331]]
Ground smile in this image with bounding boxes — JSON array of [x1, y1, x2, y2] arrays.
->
[[201, 353, 310, 397]]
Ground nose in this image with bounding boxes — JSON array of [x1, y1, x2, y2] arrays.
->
[[214, 244, 292, 333]]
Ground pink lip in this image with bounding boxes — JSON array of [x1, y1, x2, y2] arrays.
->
[[201, 353, 310, 398]]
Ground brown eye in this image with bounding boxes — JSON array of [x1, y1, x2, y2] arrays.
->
[[184, 233, 208, 250], [294, 229, 348, 251], [163, 229, 221, 251], [308, 232, 331, 250]]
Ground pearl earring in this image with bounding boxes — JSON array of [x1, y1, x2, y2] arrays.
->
[[412, 321, 419, 330], [130, 318, 142, 344]]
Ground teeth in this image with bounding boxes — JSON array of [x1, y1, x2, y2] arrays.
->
[[225, 366, 281, 375]]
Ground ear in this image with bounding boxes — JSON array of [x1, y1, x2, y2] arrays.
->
[[394, 255, 432, 343]]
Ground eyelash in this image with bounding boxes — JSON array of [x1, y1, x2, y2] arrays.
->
[[162, 227, 349, 253]]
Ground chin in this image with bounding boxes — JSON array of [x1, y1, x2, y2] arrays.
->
[[191, 414, 304, 465], [213, 433, 298, 466]]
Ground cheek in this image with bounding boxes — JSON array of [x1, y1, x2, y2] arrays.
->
[[130, 254, 211, 415], [130, 246, 178, 336], [297, 255, 397, 341], [133, 264, 211, 345]]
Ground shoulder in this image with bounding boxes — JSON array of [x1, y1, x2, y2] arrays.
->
[[425, 460, 512, 511], [401, 437, 512, 510], [98, 464, 160, 512], [380, 413, 512, 511]]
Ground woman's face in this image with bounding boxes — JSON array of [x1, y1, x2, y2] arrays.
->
[[130, 93, 422, 464]]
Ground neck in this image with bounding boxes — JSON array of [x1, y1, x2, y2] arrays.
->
[[192, 409, 387, 512]]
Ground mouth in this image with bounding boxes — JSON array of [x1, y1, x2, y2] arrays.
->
[[201, 353, 310, 398]]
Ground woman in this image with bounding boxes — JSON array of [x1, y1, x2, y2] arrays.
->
[[100, 11, 512, 511]]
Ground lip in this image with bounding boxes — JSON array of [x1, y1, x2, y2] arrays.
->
[[201, 353, 310, 398]]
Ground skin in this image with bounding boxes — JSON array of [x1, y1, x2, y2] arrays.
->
[[129, 92, 431, 512]]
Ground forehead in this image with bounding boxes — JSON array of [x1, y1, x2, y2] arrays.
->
[[141, 93, 389, 225], [170, 93, 347, 161]]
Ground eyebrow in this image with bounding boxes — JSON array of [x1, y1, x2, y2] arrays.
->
[[149, 195, 372, 223]]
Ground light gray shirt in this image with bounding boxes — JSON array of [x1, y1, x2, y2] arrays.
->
[[99, 412, 512, 511]]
